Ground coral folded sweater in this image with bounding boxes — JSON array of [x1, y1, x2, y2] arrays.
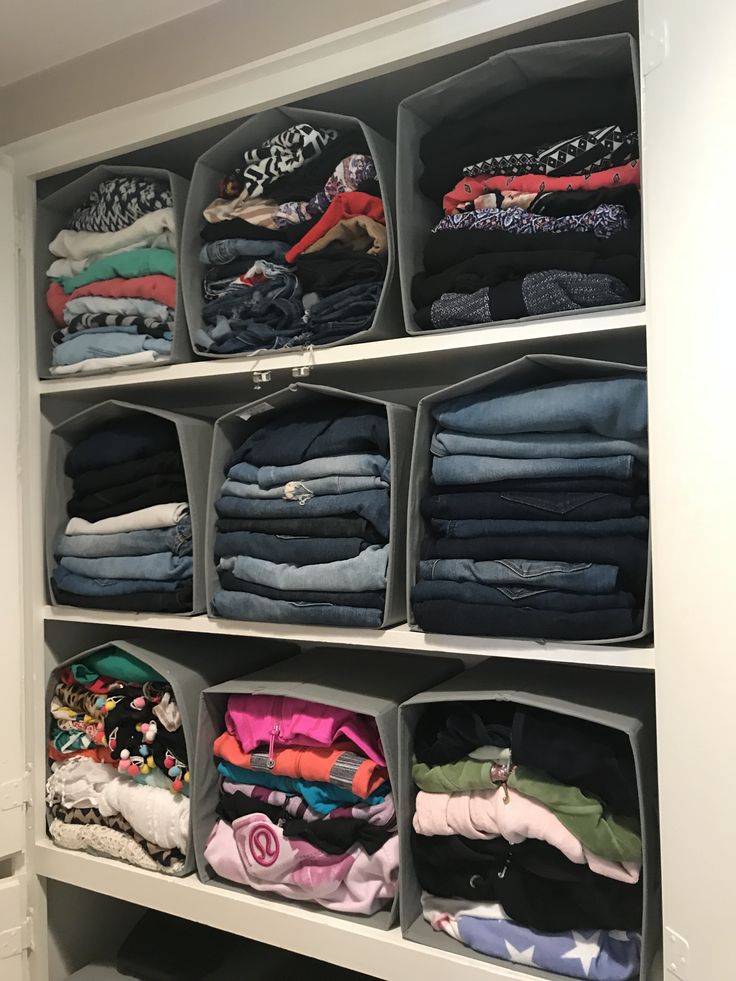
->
[[47, 275, 177, 326]]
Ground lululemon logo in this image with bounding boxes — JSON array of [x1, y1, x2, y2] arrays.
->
[[249, 824, 279, 867]]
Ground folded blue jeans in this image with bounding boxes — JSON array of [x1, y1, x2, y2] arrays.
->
[[431, 516, 649, 538], [431, 429, 648, 461], [215, 489, 390, 540], [419, 557, 621, 594], [218, 571, 385, 609], [433, 376, 647, 439], [53, 566, 189, 596], [220, 473, 389, 501], [412, 578, 637, 611], [212, 589, 383, 628], [214, 531, 368, 565], [55, 517, 192, 558], [199, 240, 289, 265], [231, 453, 390, 489], [59, 552, 193, 581], [218, 544, 388, 592], [422, 490, 648, 521], [51, 332, 172, 366], [432, 455, 636, 484]]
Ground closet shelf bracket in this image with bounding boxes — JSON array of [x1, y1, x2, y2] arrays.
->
[[0, 916, 33, 959], [0, 770, 31, 812]]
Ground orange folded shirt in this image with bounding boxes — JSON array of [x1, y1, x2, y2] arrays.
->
[[284, 191, 385, 263], [46, 275, 177, 326], [48, 742, 115, 766], [213, 731, 388, 800]]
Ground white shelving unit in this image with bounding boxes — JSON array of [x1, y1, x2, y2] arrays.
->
[[0, 0, 732, 979]]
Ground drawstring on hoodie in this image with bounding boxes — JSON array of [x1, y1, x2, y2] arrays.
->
[[283, 481, 314, 505], [267, 723, 280, 769]]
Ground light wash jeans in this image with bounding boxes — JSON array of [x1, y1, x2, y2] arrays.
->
[[53, 566, 188, 596], [433, 375, 647, 439], [220, 474, 389, 501], [55, 517, 191, 558], [228, 454, 390, 489], [430, 515, 649, 538], [431, 429, 648, 462], [432, 454, 635, 485], [59, 552, 193, 581], [215, 489, 390, 540], [212, 590, 383, 628], [219, 544, 388, 592], [419, 557, 620, 594], [52, 332, 172, 366]]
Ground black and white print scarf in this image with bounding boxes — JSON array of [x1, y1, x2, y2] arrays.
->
[[241, 124, 337, 199], [69, 176, 173, 234]]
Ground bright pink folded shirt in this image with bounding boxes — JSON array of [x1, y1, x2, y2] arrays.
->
[[46, 275, 177, 326], [224, 693, 386, 766]]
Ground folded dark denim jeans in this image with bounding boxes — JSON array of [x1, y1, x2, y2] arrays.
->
[[214, 531, 368, 564], [421, 533, 648, 596], [219, 545, 387, 592], [230, 401, 389, 468], [68, 474, 188, 521], [432, 454, 637, 485], [212, 589, 382, 627], [199, 239, 289, 265], [200, 317, 311, 355], [65, 418, 178, 478], [430, 476, 647, 496], [218, 570, 385, 609], [431, 515, 649, 539], [431, 429, 649, 462], [412, 597, 643, 640], [53, 583, 193, 613], [216, 515, 385, 543], [412, 577, 636, 611], [53, 566, 190, 596], [419, 557, 622, 594], [71, 449, 183, 496], [303, 282, 382, 343], [433, 375, 647, 439], [215, 489, 390, 539], [422, 491, 649, 521]]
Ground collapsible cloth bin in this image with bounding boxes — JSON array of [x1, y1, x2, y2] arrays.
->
[[205, 383, 415, 627], [181, 106, 400, 358], [45, 635, 296, 876], [398, 658, 660, 980], [46, 400, 213, 614], [35, 165, 191, 379], [396, 33, 643, 336], [406, 354, 652, 643], [192, 648, 462, 927]]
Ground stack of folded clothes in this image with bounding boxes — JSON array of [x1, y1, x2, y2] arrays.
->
[[412, 373, 649, 640], [212, 398, 391, 627], [45, 174, 177, 375], [205, 692, 398, 914], [196, 123, 387, 354], [412, 700, 643, 979], [51, 416, 194, 613], [410, 76, 642, 330], [46, 645, 190, 875]]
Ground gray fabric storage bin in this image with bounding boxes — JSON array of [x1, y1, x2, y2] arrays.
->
[[396, 33, 643, 336], [192, 648, 462, 927], [35, 165, 191, 379], [46, 636, 296, 877], [406, 354, 652, 643], [181, 106, 400, 359], [398, 659, 660, 980], [205, 384, 415, 627], [46, 400, 213, 614]]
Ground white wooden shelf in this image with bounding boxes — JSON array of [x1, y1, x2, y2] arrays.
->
[[43, 606, 655, 671], [36, 307, 645, 398]]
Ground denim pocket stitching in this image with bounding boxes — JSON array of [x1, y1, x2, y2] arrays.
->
[[499, 491, 609, 515], [496, 558, 592, 579]]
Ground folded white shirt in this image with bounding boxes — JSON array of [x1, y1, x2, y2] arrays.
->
[[49, 351, 168, 376], [49, 208, 176, 261], [46, 235, 175, 278], [65, 502, 188, 536]]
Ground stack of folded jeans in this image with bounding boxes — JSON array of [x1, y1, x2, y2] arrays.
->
[[196, 123, 387, 354], [412, 700, 643, 979], [52, 416, 194, 613], [205, 692, 398, 914], [46, 645, 190, 875], [212, 398, 391, 627], [412, 373, 649, 640], [45, 175, 177, 374], [410, 72, 642, 331]]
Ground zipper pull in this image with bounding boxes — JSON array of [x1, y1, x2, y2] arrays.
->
[[498, 846, 514, 879], [267, 723, 279, 769]]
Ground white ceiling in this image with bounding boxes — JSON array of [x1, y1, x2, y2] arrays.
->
[[0, 0, 223, 87]]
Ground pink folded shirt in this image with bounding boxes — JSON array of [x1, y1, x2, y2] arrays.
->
[[413, 789, 640, 885], [205, 812, 398, 914], [224, 693, 385, 765]]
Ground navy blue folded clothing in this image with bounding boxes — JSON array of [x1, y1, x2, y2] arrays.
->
[[412, 578, 637, 612], [65, 418, 178, 478], [216, 515, 386, 544], [421, 491, 649, 522], [214, 531, 369, 564], [218, 571, 385, 609]]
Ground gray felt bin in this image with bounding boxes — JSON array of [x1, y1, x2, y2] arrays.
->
[[406, 354, 652, 643], [192, 648, 462, 926], [398, 659, 660, 980], [205, 384, 415, 628], [181, 106, 400, 358], [396, 33, 643, 336], [36, 165, 191, 379], [46, 636, 296, 876], [46, 400, 213, 614]]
